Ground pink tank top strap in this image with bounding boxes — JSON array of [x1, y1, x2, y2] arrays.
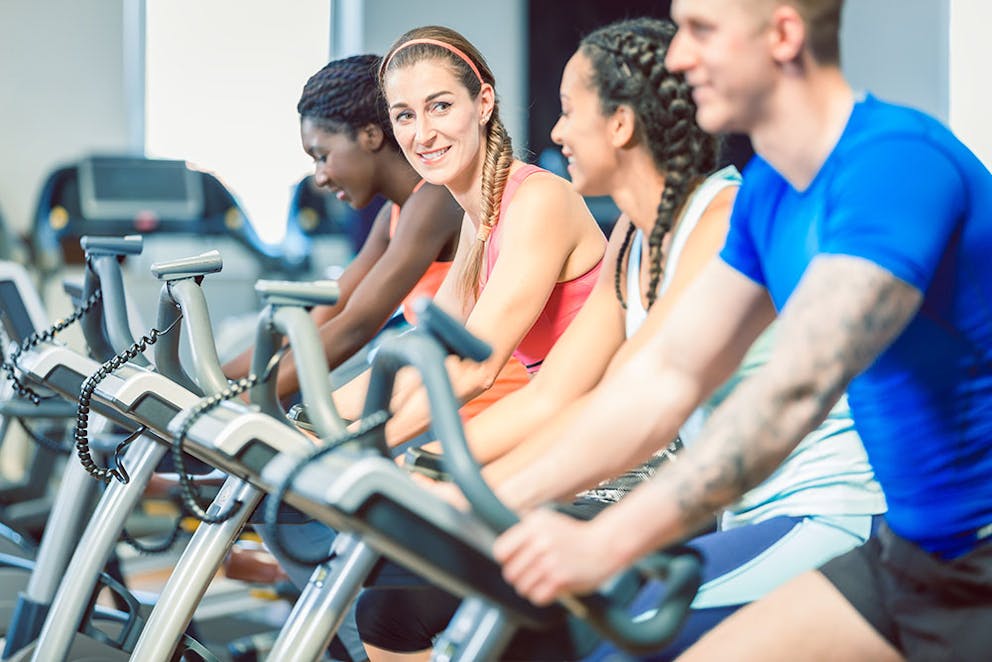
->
[[485, 165, 546, 276]]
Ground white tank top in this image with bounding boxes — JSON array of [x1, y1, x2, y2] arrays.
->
[[625, 166, 885, 526]]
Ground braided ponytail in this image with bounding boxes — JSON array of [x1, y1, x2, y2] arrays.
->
[[460, 115, 513, 299], [581, 18, 720, 309], [614, 224, 637, 309]]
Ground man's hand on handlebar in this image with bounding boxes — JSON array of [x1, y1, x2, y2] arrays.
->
[[493, 508, 621, 606]]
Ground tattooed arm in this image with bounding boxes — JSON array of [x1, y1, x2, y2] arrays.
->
[[495, 254, 922, 604]]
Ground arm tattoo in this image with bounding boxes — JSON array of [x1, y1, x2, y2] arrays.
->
[[668, 256, 921, 530]]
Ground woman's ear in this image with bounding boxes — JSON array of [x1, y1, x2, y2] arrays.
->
[[610, 105, 637, 148], [478, 82, 496, 125], [358, 123, 385, 151]]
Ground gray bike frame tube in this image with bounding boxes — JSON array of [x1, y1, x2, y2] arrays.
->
[[30, 436, 167, 662], [20, 433, 104, 602], [247, 315, 285, 421], [250, 302, 372, 660], [152, 285, 199, 394], [31, 272, 229, 661], [132, 297, 349, 660], [79, 262, 115, 362], [166, 279, 229, 396], [19, 252, 142, 609], [128, 479, 262, 662], [267, 532, 380, 662], [252, 305, 348, 439], [432, 597, 515, 662], [90, 257, 149, 368], [119, 276, 234, 660], [20, 465, 96, 600]]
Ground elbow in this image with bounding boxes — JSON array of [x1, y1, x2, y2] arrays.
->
[[478, 361, 501, 392], [766, 365, 843, 434], [452, 357, 502, 401]]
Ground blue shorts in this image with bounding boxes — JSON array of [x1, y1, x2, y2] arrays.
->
[[583, 513, 878, 661]]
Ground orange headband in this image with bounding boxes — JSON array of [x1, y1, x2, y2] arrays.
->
[[383, 38, 484, 85]]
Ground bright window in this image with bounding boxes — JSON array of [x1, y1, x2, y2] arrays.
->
[[144, 0, 330, 244]]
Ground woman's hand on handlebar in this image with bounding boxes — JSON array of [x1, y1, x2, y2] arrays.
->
[[409, 471, 470, 511], [493, 508, 622, 606]]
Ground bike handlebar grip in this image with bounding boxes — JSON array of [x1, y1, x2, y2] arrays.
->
[[62, 278, 84, 304], [81, 234, 144, 256], [151, 250, 223, 281], [412, 298, 492, 362], [255, 279, 340, 307], [579, 549, 702, 655]]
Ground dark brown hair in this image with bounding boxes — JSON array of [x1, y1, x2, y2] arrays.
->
[[581, 18, 719, 308]]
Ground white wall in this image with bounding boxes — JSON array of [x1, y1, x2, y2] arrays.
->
[[358, 0, 528, 153], [0, 0, 132, 236], [840, 0, 949, 121], [949, 1, 992, 169], [3, 0, 987, 240], [144, 0, 330, 243], [841, 0, 991, 168]]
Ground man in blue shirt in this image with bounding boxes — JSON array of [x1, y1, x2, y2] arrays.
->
[[494, 1, 992, 659]]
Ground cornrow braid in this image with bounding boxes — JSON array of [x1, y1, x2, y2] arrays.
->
[[298, 54, 397, 149], [614, 224, 636, 309], [379, 26, 514, 303], [581, 18, 720, 309]]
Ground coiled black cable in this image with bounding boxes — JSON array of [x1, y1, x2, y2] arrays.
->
[[262, 408, 390, 566], [74, 316, 181, 485], [168, 376, 258, 525], [168, 347, 287, 525], [120, 507, 186, 555], [1, 290, 103, 405]]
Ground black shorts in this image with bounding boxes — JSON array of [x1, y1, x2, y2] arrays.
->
[[820, 522, 992, 661]]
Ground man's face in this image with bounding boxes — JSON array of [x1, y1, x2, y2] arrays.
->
[[667, 0, 779, 134]]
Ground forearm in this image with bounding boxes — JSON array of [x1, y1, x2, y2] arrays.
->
[[331, 370, 371, 421], [383, 357, 496, 446], [487, 394, 599, 509], [497, 359, 701, 511], [332, 347, 433, 424], [465, 378, 564, 465], [222, 347, 253, 381], [590, 365, 841, 571], [271, 322, 371, 402], [592, 257, 924, 569]]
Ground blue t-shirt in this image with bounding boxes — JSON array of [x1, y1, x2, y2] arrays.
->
[[720, 94, 992, 558]]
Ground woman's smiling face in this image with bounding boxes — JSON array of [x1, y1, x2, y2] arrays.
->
[[383, 58, 493, 189], [550, 50, 619, 197]]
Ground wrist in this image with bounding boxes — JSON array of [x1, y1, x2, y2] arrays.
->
[[590, 501, 648, 572]]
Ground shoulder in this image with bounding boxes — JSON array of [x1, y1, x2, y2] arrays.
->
[[692, 166, 741, 217], [397, 182, 463, 233], [832, 95, 974, 179], [502, 162, 585, 224]]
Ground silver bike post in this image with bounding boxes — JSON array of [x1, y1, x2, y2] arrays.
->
[[29, 253, 228, 662]]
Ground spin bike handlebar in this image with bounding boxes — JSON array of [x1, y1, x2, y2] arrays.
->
[[151, 250, 228, 396], [80, 234, 146, 363], [249, 279, 346, 440], [367, 298, 703, 655]]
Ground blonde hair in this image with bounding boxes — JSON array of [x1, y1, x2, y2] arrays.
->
[[379, 26, 513, 303]]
